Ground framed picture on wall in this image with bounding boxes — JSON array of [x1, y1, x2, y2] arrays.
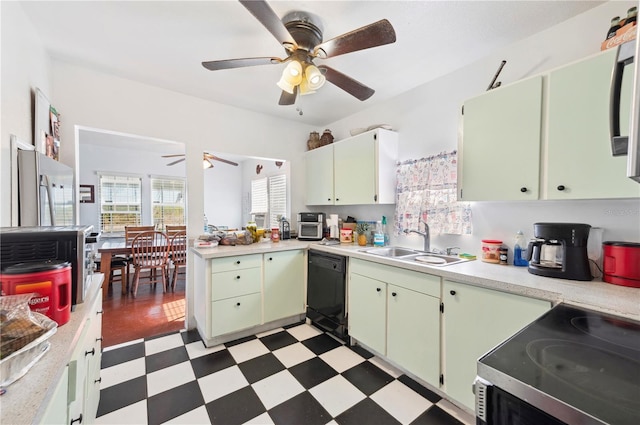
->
[[79, 185, 95, 203]]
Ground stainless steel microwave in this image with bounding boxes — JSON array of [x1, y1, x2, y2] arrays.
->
[[297, 212, 324, 240]]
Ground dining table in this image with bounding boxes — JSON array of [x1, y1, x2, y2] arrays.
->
[[97, 236, 175, 298], [97, 237, 132, 298]]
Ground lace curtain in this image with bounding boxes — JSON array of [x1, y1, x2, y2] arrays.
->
[[394, 151, 472, 235]]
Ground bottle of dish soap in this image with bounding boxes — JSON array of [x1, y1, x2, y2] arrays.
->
[[514, 230, 529, 267], [382, 216, 389, 246], [374, 220, 385, 247]]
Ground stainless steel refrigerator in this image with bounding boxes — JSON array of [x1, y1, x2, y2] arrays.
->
[[17, 149, 76, 226]]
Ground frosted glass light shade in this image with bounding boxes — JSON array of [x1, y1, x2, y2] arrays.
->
[[305, 65, 326, 90]]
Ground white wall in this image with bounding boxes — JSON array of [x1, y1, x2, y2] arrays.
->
[[0, 2, 53, 226], [321, 0, 640, 256], [204, 161, 243, 230]]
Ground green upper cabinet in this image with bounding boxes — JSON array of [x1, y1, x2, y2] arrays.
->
[[305, 144, 334, 205], [460, 76, 543, 201], [546, 49, 640, 199], [305, 129, 398, 206]]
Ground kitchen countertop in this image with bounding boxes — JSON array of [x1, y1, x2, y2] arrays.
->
[[1, 274, 104, 425], [193, 241, 640, 321]]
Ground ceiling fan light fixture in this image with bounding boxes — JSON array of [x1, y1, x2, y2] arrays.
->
[[299, 78, 316, 95], [276, 76, 296, 94], [282, 60, 303, 84], [305, 64, 326, 90]]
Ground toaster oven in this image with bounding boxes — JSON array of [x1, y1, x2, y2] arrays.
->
[[297, 212, 324, 241]]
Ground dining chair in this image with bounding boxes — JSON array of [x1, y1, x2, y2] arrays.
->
[[165, 225, 187, 239], [130, 231, 170, 298], [125, 225, 156, 246], [168, 230, 187, 291], [94, 257, 129, 295]]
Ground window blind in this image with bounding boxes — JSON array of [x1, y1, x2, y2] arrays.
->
[[251, 178, 268, 214], [99, 175, 142, 234], [268, 174, 287, 228], [151, 177, 185, 229]]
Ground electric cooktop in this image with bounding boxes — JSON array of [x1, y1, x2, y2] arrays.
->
[[478, 303, 640, 425]]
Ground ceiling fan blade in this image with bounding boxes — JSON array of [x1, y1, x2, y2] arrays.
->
[[202, 57, 282, 71], [318, 65, 375, 101], [278, 86, 297, 105], [313, 19, 396, 59], [204, 154, 239, 166], [161, 154, 185, 158], [239, 0, 298, 50], [167, 158, 185, 166]]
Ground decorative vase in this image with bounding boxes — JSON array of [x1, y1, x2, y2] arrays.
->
[[320, 129, 334, 146], [307, 131, 321, 150], [357, 233, 368, 246]]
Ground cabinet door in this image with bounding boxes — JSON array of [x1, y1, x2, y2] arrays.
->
[[348, 273, 386, 354], [84, 292, 103, 423], [334, 132, 376, 204], [460, 76, 543, 200], [387, 284, 441, 387], [442, 280, 550, 410], [264, 250, 305, 323], [212, 268, 261, 301], [546, 49, 640, 199], [39, 366, 69, 425], [67, 319, 90, 425], [305, 145, 335, 205], [212, 293, 262, 336]]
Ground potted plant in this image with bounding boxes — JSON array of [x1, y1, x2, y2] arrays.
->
[[356, 222, 370, 246]]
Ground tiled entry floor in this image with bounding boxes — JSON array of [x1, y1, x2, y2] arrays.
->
[[97, 322, 473, 425]]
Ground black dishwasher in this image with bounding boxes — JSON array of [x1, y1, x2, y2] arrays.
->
[[307, 250, 348, 341]]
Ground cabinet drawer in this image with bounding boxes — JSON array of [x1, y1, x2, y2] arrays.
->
[[212, 268, 261, 301], [350, 259, 440, 297], [212, 254, 262, 273], [212, 293, 262, 336]]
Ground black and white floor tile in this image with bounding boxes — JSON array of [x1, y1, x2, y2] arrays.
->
[[96, 322, 473, 425]]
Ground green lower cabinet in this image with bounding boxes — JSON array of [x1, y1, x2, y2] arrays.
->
[[39, 366, 69, 425], [348, 273, 387, 355], [442, 280, 550, 410], [263, 250, 305, 323], [212, 293, 262, 336], [387, 284, 440, 387]]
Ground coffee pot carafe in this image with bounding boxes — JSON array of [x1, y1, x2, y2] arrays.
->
[[527, 223, 592, 281]]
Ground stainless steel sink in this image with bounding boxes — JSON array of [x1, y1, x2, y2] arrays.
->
[[402, 253, 468, 266], [360, 246, 422, 257], [360, 246, 470, 266]]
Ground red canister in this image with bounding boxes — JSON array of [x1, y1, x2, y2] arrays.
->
[[0, 261, 72, 325], [602, 241, 640, 288]]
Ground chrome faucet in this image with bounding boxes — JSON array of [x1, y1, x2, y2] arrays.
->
[[404, 219, 430, 253]]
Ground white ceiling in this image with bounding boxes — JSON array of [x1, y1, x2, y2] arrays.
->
[[20, 1, 602, 128]]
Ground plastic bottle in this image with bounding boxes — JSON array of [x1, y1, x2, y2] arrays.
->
[[622, 7, 637, 28], [374, 221, 385, 247], [204, 214, 208, 233], [382, 216, 389, 246], [514, 230, 529, 267], [606, 16, 621, 39]]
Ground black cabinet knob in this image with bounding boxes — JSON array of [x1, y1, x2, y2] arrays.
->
[[450, 290, 456, 296], [557, 185, 566, 191], [268, 257, 272, 261], [97, 310, 104, 315], [95, 377, 102, 384], [71, 414, 83, 425], [236, 275, 241, 280], [376, 288, 381, 292], [328, 198, 331, 201], [520, 187, 527, 193], [236, 302, 241, 306], [336, 198, 340, 202], [236, 260, 241, 264], [85, 348, 95, 357], [391, 292, 397, 297]]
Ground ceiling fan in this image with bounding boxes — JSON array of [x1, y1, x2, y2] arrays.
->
[[201, 0, 397, 105], [162, 153, 239, 169]]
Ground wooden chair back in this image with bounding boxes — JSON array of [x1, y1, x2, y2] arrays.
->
[[169, 231, 187, 266], [125, 225, 156, 246], [131, 231, 170, 268], [165, 225, 187, 239]]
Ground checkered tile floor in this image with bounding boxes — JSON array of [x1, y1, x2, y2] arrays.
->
[[96, 322, 473, 425]]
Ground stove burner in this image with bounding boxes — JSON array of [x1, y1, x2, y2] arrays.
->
[[571, 315, 640, 351], [526, 338, 640, 414]]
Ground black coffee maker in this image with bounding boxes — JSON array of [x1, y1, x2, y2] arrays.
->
[[527, 223, 592, 281]]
